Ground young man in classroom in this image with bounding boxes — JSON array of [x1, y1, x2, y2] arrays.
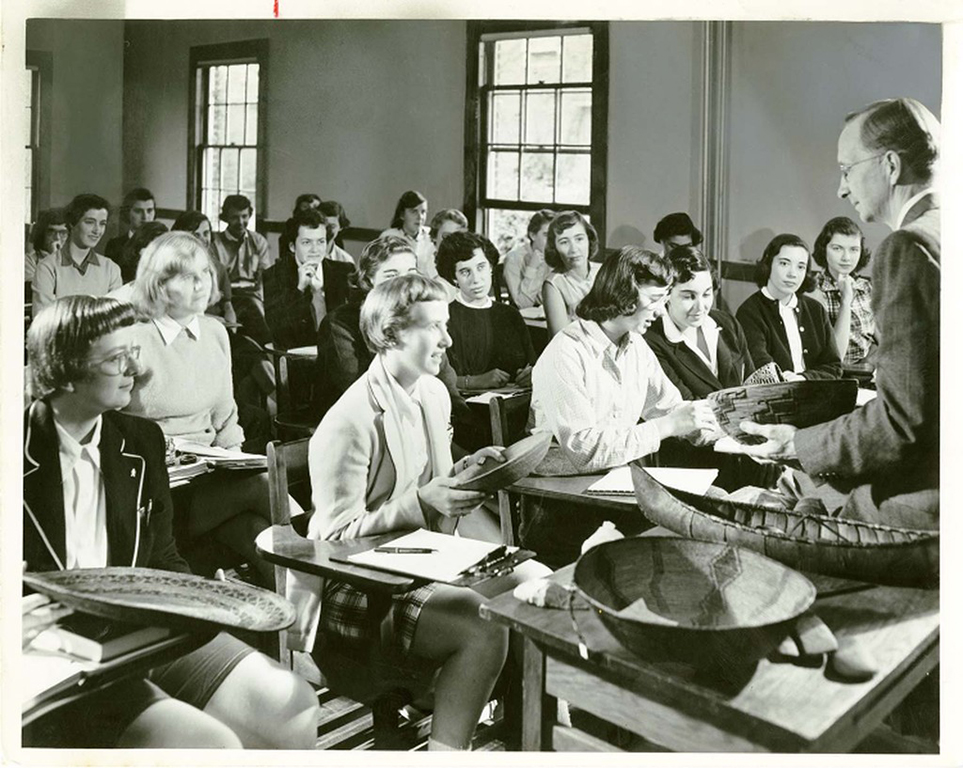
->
[[104, 187, 156, 263]]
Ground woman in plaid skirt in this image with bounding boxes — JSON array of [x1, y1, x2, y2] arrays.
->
[[306, 274, 539, 751]]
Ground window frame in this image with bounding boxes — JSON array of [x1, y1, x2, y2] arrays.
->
[[464, 21, 609, 247], [25, 50, 52, 223], [187, 39, 268, 224]]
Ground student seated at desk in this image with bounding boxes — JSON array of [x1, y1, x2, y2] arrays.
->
[[645, 245, 779, 490], [319, 199, 357, 265], [27, 208, 69, 284], [502, 209, 554, 309], [525, 247, 717, 567], [171, 211, 237, 326], [32, 194, 122, 317], [541, 210, 602, 338], [314, 236, 485, 449], [809, 216, 877, 367], [305, 274, 546, 751], [736, 233, 842, 381], [109, 221, 169, 304], [381, 190, 437, 279], [436, 230, 536, 390], [23, 296, 317, 749], [123, 232, 286, 586]]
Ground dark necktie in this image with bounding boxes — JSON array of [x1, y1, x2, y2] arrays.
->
[[696, 326, 711, 360]]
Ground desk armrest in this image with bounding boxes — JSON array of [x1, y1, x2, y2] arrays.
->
[[255, 524, 427, 595]]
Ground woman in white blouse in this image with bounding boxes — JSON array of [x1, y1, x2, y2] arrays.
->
[[502, 208, 554, 309]]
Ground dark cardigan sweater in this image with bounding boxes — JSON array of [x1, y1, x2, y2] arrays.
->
[[736, 290, 842, 380], [446, 300, 536, 378], [643, 309, 752, 399]]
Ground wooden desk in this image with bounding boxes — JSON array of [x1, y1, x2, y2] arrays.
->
[[480, 565, 939, 752]]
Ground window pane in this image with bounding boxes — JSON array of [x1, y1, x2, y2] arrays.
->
[[246, 63, 259, 103], [520, 152, 554, 202], [527, 36, 561, 84], [227, 104, 245, 145], [486, 208, 531, 256], [560, 90, 592, 145], [227, 64, 246, 103], [493, 38, 526, 85], [240, 148, 257, 191], [487, 151, 520, 201], [491, 92, 520, 145], [246, 104, 258, 144], [208, 105, 226, 144], [203, 148, 220, 192], [524, 90, 556, 146], [220, 148, 239, 191], [556, 153, 591, 205], [562, 34, 593, 82], [210, 65, 228, 104]]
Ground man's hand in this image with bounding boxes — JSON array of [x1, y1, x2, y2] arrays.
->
[[737, 421, 798, 461], [296, 262, 324, 293]]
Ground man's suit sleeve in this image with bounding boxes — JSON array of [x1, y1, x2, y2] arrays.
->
[[795, 231, 939, 479]]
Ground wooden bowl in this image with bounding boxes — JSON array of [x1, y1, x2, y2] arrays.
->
[[23, 567, 296, 633], [708, 379, 858, 444], [453, 432, 552, 492], [574, 537, 815, 666]]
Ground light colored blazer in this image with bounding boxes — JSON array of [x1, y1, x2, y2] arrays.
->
[[289, 358, 454, 650]]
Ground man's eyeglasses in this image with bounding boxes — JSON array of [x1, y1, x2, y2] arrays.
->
[[87, 346, 141, 375], [839, 153, 886, 181]]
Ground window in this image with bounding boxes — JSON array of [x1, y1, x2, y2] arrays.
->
[[25, 65, 39, 223], [189, 40, 267, 226], [465, 23, 608, 253]]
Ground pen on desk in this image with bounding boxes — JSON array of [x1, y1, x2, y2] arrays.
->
[[373, 547, 437, 554]]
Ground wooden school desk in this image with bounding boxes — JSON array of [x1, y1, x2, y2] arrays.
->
[[482, 472, 939, 752]]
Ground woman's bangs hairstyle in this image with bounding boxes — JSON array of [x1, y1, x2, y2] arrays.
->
[[27, 296, 137, 398], [667, 246, 712, 285], [133, 231, 216, 318], [171, 210, 210, 235], [31, 208, 67, 253], [544, 211, 599, 272], [577, 246, 675, 323], [436, 230, 497, 284], [527, 209, 556, 242], [428, 208, 469, 241], [360, 274, 448, 354], [390, 190, 428, 229], [755, 233, 814, 293], [319, 200, 351, 230], [812, 216, 871, 273], [355, 235, 416, 293]]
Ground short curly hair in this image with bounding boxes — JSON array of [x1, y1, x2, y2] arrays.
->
[[812, 216, 871, 274], [754, 233, 815, 293], [64, 194, 110, 228], [577, 246, 675, 323], [355, 235, 417, 293], [544, 211, 599, 273], [435, 230, 498, 284], [27, 296, 137, 398], [360, 273, 449, 354]]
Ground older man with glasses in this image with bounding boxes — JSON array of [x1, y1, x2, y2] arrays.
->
[[741, 98, 940, 530]]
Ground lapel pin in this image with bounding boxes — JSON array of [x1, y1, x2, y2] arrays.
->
[[130, 468, 136, 477]]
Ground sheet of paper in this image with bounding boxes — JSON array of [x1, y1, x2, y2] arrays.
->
[[466, 392, 502, 404], [285, 345, 318, 358], [519, 306, 546, 320], [856, 388, 877, 407], [172, 441, 267, 468], [586, 466, 718, 496], [347, 529, 505, 583]]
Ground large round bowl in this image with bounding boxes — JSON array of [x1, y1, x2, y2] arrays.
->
[[708, 379, 858, 443], [574, 537, 815, 667], [453, 432, 552, 492], [23, 567, 296, 633]]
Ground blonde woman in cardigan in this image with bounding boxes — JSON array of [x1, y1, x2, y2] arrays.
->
[[124, 231, 284, 586]]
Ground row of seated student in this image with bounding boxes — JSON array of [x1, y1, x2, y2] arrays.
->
[[22, 96, 938, 753]]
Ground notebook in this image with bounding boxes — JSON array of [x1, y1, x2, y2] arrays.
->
[[173, 440, 267, 470], [30, 613, 171, 663], [343, 530, 513, 584], [586, 466, 718, 497]]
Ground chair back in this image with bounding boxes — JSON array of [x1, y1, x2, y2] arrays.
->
[[266, 438, 312, 527], [487, 392, 532, 545]]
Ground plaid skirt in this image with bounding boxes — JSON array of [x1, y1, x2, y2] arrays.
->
[[320, 579, 437, 658]]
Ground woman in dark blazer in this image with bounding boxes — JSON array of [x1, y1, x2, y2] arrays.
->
[[736, 233, 841, 381], [644, 246, 751, 398], [23, 296, 317, 749], [645, 246, 776, 490]]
